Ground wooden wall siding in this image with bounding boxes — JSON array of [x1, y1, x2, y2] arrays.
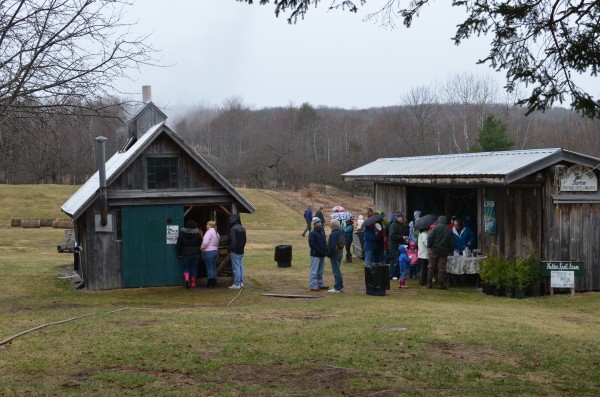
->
[[375, 184, 407, 216], [479, 187, 542, 262], [130, 105, 166, 139], [110, 133, 220, 192], [80, 199, 122, 290], [543, 176, 600, 291]]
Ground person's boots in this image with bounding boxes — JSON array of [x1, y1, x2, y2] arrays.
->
[[420, 266, 427, 285], [206, 278, 211, 288], [426, 269, 434, 288], [211, 278, 217, 288], [184, 272, 190, 289], [347, 254, 352, 263], [190, 276, 197, 288], [401, 278, 407, 288], [438, 271, 447, 290]]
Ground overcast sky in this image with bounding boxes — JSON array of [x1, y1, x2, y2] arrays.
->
[[117, 1, 597, 112]]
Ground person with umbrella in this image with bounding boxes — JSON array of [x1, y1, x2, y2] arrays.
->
[[426, 216, 455, 289]]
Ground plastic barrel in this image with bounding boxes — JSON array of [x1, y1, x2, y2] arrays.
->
[[274, 245, 292, 268], [365, 263, 390, 296]]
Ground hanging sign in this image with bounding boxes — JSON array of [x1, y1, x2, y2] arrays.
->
[[166, 225, 179, 244], [560, 165, 597, 192], [483, 197, 496, 235]]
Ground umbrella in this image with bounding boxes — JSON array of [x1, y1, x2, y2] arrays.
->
[[414, 213, 437, 231], [331, 211, 353, 221], [331, 205, 345, 212], [363, 213, 384, 227]]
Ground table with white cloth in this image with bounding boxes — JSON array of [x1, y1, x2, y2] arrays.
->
[[446, 256, 485, 287]]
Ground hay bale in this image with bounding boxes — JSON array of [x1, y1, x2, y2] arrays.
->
[[40, 218, 54, 227], [52, 220, 73, 229], [11, 219, 21, 227], [21, 219, 41, 228]]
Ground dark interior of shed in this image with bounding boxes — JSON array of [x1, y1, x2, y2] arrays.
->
[[407, 186, 478, 232]]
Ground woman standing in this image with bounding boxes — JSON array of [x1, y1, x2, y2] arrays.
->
[[177, 220, 202, 288], [201, 220, 220, 288]]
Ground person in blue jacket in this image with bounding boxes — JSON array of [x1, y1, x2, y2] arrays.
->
[[302, 205, 313, 237], [452, 218, 476, 254], [308, 217, 327, 290], [398, 244, 411, 288]]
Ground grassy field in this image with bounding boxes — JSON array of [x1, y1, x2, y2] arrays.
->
[[0, 185, 599, 396]]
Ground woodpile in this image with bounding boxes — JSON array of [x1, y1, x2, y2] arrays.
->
[[10, 219, 73, 228], [21, 219, 41, 228], [52, 220, 73, 229]]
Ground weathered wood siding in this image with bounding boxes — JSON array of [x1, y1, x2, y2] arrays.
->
[[543, 177, 600, 291], [477, 187, 543, 262], [375, 184, 407, 215], [130, 104, 166, 139], [110, 134, 222, 192], [78, 199, 122, 290]]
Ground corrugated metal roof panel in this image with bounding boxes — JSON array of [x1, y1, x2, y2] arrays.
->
[[343, 148, 562, 178]]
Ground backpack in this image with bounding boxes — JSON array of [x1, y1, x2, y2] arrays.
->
[[336, 232, 345, 250]]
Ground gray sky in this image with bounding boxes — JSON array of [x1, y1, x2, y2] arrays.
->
[[117, 1, 598, 111]]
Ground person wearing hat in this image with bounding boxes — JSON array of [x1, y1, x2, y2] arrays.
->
[[308, 217, 328, 291], [388, 212, 408, 280]]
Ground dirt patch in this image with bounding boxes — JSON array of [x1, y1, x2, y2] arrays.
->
[[425, 342, 522, 367], [261, 189, 374, 219]]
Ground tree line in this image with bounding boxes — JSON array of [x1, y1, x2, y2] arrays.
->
[[2, 74, 599, 187]]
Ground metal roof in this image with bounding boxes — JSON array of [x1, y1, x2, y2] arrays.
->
[[62, 122, 256, 219], [342, 148, 600, 185]]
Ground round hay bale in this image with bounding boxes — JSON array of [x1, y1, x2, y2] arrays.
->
[[52, 220, 73, 229], [11, 219, 22, 227], [40, 218, 54, 227], [21, 219, 41, 228]]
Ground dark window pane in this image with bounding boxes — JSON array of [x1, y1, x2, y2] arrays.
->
[[147, 157, 178, 190]]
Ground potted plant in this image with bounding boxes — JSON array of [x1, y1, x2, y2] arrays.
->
[[502, 257, 516, 298], [514, 255, 532, 299], [479, 250, 494, 295], [525, 250, 542, 297]]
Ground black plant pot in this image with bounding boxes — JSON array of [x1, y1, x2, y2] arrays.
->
[[492, 286, 506, 297], [482, 284, 494, 295]]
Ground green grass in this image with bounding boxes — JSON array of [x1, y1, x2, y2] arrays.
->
[[0, 184, 599, 396]]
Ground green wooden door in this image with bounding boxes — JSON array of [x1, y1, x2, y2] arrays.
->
[[121, 205, 183, 288]]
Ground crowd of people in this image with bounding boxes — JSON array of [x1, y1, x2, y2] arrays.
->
[[176, 214, 246, 290], [302, 205, 477, 292]]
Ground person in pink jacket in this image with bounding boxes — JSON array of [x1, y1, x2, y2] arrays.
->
[[201, 220, 220, 288]]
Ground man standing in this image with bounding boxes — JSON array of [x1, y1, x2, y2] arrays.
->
[[302, 205, 313, 237], [228, 213, 247, 290], [315, 206, 325, 224], [389, 212, 408, 283], [308, 217, 328, 291], [326, 219, 345, 293], [426, 215, 455, 289]]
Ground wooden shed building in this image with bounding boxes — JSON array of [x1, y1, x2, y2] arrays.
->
[[62, 99, 255, 290], [343, 149, 600, 291]]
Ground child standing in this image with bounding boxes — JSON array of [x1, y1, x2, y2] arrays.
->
[[398, 244, 410, 288], [407, 240, 419, 280]]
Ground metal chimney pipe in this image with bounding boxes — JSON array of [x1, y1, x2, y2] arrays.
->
[[95, 136, 108, 226], [142, 85, 152, 103]]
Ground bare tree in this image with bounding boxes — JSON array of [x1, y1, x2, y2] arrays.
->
[[0, 0, 156, 155], [402, 85, 438, 154]]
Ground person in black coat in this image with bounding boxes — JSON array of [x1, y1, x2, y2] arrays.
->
[[228, 213, 247, 289], [177, 220, 202, 288], [308, 217, 327, 291]]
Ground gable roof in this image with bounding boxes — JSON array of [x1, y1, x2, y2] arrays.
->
[[342, 148, 600, 185], [62, 122, 255, 219]]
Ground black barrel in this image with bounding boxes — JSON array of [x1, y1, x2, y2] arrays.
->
[[365, 263, 390, 296], [274, 245, 292, 268]]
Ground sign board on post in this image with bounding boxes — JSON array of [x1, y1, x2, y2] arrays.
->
[[551, 271, 575, 288], [541, 261, 584, 277]]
